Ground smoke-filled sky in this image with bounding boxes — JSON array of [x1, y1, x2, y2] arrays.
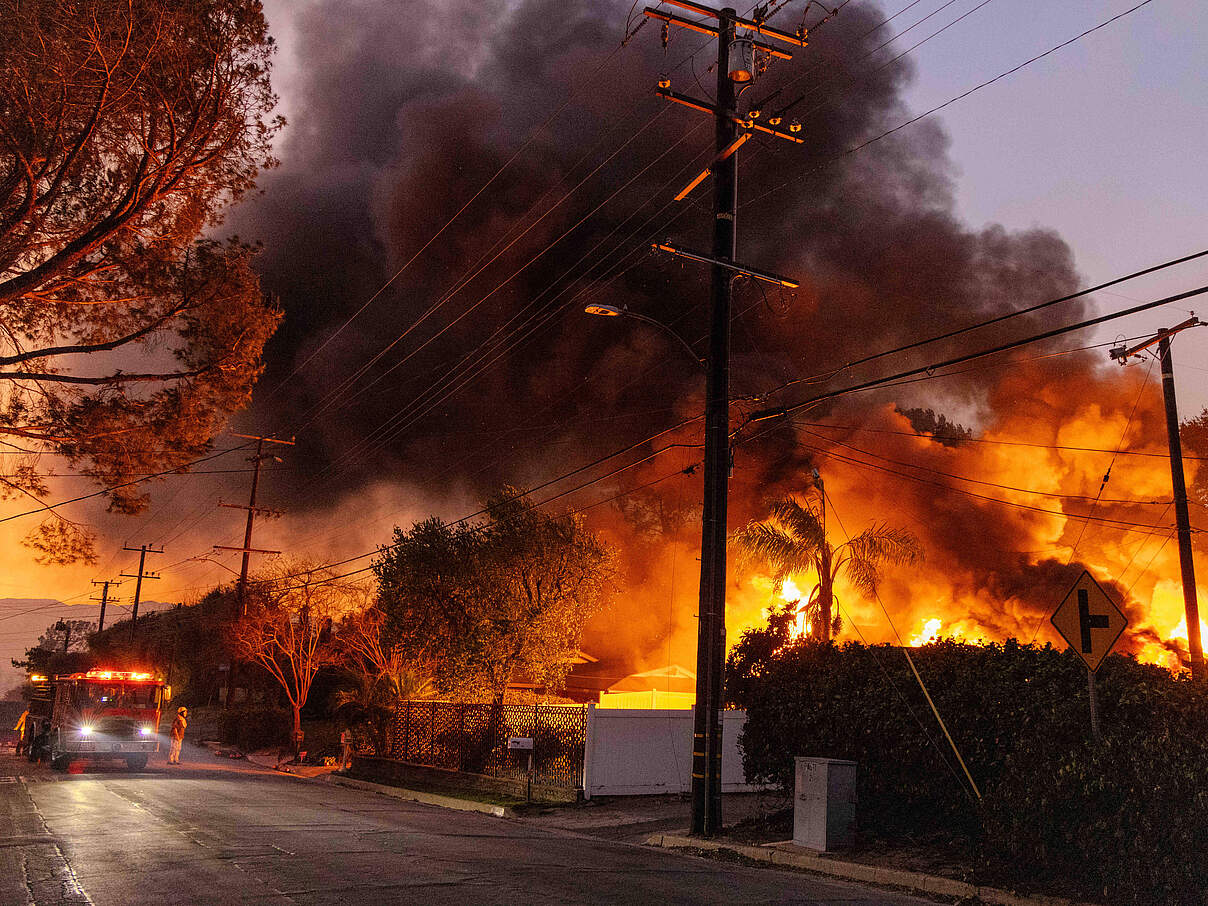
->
[[4, 0, 1208, 690]]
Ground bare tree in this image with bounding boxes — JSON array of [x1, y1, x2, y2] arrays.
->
[[0, 0, 284, 560], [332, 605, 433, 755], [229, 563, 367, 759]]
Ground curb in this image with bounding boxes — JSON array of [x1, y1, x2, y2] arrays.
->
[[644, 834, 1099, 906], [328, 775, 515, 818]]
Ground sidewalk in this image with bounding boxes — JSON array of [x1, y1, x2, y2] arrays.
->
[[515, 791, 788, 843], [214, 743, 341, 780]]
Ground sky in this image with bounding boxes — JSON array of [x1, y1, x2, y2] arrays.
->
[[891, 0, 1208, 412], [2, 0, 1206, 690]]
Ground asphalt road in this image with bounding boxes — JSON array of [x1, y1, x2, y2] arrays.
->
[[0, 748, 940, 906]]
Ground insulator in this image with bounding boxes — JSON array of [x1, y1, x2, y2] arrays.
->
[[789, 119, 802, 133], [749, 107, 761, 119], [657, 76, 671, 89], [741, 119, 754, 129], [768, 115, 782, 126], [727, 33, 756, 82]]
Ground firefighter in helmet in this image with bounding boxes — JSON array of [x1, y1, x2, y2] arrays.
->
[[168, 706, 187, 765]]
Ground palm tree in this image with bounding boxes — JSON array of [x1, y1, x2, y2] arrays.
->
[[330, 664, 433, 756], [732, 478, 923, 642]]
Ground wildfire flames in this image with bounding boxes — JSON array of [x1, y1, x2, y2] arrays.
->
[[909, 618, 943, 647], [4, 1, 1205, 692], [604, 358, 1207, 679]]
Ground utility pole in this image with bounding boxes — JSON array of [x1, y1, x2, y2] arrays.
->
[[90, 579, 121, 633], [1111, 315, 1204, 680], [642, 0, 803, 836], [215, 434, 292, 612], [121, 544, 163, 643], [54, 619, 70, 652], [215, 433, 291, 707]]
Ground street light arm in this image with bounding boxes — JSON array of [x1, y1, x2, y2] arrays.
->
[[621, 310, 706, 371]]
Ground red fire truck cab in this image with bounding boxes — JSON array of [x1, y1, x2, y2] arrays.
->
[[26, 669, 168, 771]]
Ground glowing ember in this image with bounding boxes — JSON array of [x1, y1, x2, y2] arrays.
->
[[910, 618, 944, 646]]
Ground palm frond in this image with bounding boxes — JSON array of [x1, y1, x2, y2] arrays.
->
[[732, 496, 825, 580], [731, 521, 815, 578], [766, 497, 826, 551], [842, 523, 924, 596]]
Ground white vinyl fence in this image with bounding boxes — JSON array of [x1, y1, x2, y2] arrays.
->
[[582, 706, 763, 798]]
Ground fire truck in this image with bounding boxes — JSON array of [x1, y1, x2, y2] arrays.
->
[[25, 669, 169, 771]]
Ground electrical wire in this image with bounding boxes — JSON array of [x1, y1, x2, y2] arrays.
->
[[795, 418, 1208, 461], [794, 437, 1186, 535], [794, 425, 1170, 507], [0, 443, 253, 525], [823, 488, 982, 800], [771, 283, 1208, 419], [762, 247, 1208, 397], [260, 38, 637, 402], [744, 0, 1160, 209]]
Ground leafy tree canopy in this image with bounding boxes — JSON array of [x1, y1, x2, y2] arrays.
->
[[0, 0, 284, 561], [375, 487, 619, 704]]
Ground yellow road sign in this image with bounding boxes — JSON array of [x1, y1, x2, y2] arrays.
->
[[1050, 570, 1128, 672]]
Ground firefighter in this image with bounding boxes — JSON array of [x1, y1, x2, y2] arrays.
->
[[13, 708, 28, 755], [168, 706, 187, 765], [339, 726, 354, 772]]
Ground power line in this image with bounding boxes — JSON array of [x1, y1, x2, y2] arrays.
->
[[745, 0, 1159, 209], [794, 425, 1172, 507], [306, 124, 714, 486], [794, 437, 1194, 534], [0, 443, 253, 525], [295, 103, 677, 432], [762, 247, 1208, 397], [261, 39, 637, 401], [768, 283, 1208, 419], [795, 418, 1208, 461]]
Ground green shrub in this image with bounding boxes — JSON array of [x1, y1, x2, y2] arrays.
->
[[218, 706, 292, 753], [727, 610, 1208, 905]]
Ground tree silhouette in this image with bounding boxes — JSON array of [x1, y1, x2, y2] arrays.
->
[[0, 0, 283, 560], [733, 480, 922, 642]]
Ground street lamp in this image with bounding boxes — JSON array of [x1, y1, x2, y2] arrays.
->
[[583, 304, 705, 371]]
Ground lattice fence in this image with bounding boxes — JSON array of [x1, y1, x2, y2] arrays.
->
[[381, 701, 587, 789]]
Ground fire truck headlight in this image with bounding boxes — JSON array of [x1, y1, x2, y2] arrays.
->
[[78, 725, 93, 736], [140, 726, 153, 736]]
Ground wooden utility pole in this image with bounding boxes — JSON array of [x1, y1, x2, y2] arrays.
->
[[642, 0, 803, 836], [216, 434, 292, 612], [215, 433, 291, 707], [120, 544, 163, 643], [90, 579, 121, 633], [1111, 316, 1204, 680]]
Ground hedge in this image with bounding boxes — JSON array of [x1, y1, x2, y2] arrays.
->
[[727, 616, 1208, 905]]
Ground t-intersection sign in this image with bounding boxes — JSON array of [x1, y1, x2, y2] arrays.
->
[[1050, 570, 1129, 672]]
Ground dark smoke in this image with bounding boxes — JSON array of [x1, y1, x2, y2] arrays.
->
[[225, 0, 1155, 672]]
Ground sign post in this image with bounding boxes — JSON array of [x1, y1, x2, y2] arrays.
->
[[508, 736, 534, 802], [1050, 571, 1129, 742]]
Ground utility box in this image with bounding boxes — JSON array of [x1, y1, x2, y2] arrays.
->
[[793, 757, 857, 851]]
